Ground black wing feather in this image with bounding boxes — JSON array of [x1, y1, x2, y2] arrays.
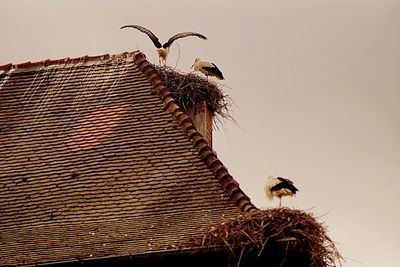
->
[[271, 177, 299, 194], [120, 25, 162, 48], [163, 32, 207, 48], [203, 63, 224, 80]]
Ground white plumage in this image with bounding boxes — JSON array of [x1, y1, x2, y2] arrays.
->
[[265, 175, 299, 207], [191, 58, 225, 80]]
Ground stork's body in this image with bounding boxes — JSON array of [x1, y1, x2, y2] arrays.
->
[[265, 176, 298, 207], [156, 47, 169, 63], [191, 58, 224, 80], [120, 25, 207, 64]]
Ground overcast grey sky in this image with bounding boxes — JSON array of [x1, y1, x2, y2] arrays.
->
[[1, 1, 400, 266]]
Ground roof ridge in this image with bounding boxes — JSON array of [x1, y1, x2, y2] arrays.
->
[[132, 51, 257, 213], [0, 52, 136, 71]]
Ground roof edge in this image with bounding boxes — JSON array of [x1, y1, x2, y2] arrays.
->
[[0, 54, 104, 70], [0, 51, 137, 73], [132, 51, 257, 213], [25, 246, 229, 267]]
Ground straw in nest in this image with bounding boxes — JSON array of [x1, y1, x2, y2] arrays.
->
[[154, 65, 234, 127], [178, 208, 342, 267]]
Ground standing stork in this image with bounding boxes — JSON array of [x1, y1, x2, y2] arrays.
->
[[191, 58, 225, 80], [120, 25, 207, 64], [265, 175, 299, 207]]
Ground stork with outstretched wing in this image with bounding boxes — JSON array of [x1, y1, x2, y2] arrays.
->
[[120, 25, 207, 64]]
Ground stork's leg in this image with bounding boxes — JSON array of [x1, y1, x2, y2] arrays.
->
[[278, 198, 282, 208]]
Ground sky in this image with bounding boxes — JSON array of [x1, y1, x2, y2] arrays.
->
[[1, 0, 400, 266]]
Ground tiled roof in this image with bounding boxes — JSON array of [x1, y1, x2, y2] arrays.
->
[[0, 51, 256, 266]]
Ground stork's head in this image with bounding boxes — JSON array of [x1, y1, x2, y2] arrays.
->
[[191, 58, 201, 69], [264, 183, 274, 200]]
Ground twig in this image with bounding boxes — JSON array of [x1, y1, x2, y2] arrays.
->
[[236, 247, 245, 267], [174, 43, 181, 69]]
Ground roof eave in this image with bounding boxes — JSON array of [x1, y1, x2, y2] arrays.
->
[[24, 247, 230, 267]]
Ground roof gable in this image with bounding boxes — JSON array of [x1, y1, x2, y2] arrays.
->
[[0, 51, 255, 265]]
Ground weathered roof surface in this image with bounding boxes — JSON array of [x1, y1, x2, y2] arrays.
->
[[0, 51, 255, 266]]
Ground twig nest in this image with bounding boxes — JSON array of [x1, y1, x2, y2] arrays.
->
[[154, 65, 234, 127], [178, 208, 342, 267]]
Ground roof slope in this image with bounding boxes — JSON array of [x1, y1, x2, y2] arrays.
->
[[0, 51, 255, 266]]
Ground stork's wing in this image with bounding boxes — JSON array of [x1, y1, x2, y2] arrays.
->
[[163, 32, 207, 48], [273, 177, 299, 193], [277, 177, 294, 184], [120, 25, 162, 48], [203, 63, 225, 80]]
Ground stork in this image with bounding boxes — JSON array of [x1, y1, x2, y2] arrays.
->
[[265, 175, 299, 207], [120, 25, 207, 64], [191, 58, 225, 80]]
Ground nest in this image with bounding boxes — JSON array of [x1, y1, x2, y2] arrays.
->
[[178, 208, 342, 267], [154, 65, 234, 127]]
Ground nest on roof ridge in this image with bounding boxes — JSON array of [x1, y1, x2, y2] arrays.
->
[[177, 208, 342, 267], [154, 65, 234, 127]]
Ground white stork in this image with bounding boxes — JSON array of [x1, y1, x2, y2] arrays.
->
[[265, 175, 299, 207], [120, 25, 207, 64], [191, 58, 225, 80]]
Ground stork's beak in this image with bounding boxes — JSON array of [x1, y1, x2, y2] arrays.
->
[[190, 63, 194, 69]]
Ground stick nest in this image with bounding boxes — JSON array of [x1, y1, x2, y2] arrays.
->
[[154, 65, 234, 127], [178, 208, 342, 267]]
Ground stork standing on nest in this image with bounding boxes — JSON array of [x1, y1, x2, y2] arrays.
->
[[265, 175, 299, 207], [120, 25, 207, 64], [191, 58, 225, 80]]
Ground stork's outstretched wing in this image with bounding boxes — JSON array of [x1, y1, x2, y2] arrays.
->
[[163, 32, 207, 48], [120, 25, 162, 48]]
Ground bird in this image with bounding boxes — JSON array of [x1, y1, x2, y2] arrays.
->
[[191, 58, 225, 80], [120, 25, 207, 64], [265, 175, 299, 207]]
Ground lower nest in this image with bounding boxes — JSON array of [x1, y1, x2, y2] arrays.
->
[[177, 208, 342, 267]]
